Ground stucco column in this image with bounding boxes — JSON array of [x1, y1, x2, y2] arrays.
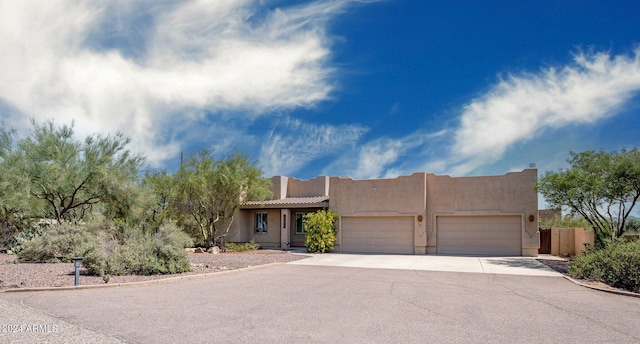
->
[[280, 209, 290, 248]]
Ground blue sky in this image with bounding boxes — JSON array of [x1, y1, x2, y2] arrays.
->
[[1, 0, 640, 186]]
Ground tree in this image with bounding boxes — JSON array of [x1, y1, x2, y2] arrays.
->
[[140, 170, 180, 228], [0, 126, 30, 241], [538, 148, 640, 247], [3, 120, 144, 223], [174, 150, 272, 247]]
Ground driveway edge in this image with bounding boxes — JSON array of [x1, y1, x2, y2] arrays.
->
[[0, 262, 283, 293], [563, 275, 640, 298]]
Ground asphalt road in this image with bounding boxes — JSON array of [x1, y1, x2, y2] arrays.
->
[[1, 264, 640, 343]]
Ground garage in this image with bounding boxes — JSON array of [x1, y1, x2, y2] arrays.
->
[[341, 216, 414, 254], [436, 216, 522, 255]]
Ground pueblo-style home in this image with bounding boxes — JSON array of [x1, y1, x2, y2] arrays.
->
[[227, 168, 539, 256]]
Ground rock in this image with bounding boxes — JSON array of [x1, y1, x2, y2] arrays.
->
[[194, 247, 206, 253], [185, 248, 196, 253], [208, 246, 220, 254]]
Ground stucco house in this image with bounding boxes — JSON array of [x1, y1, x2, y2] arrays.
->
[[228, 168, 539, 256]]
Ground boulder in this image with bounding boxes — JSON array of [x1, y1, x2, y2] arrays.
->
[[208, 246, 220, 254]]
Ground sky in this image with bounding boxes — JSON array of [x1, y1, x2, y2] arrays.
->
[[1, 0, 640, 189]]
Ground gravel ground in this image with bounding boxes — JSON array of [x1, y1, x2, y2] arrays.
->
[[0, 250, 308, 290]]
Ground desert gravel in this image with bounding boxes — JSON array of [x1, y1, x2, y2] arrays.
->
[[0, 250, 309, 290]]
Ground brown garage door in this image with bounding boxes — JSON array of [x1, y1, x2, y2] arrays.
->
[[341, 216, 414, 254], [436, 216, 522, 255]]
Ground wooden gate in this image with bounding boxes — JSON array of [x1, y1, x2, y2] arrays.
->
[[539, 228, 551, 254]]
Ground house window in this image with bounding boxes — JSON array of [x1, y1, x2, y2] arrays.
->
[[295, 213, 308, 235], [255, 212, 268, 234]]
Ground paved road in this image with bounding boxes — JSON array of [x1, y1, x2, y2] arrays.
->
[[1, 262, 640, 343]]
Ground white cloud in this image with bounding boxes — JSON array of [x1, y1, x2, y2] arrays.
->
[[448, 49, 640, 175], [0, 0, 362, 166], [260, 117, 367, 176], [323, 132, 424, 179], [329, 49, 640, 179]]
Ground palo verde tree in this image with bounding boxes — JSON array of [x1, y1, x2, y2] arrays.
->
[[0, 126, 31, 238], [538, 148, 640, 247], [174, 150, 272, 247], [4, 120, 145, 223]]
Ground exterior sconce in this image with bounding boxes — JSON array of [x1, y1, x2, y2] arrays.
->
[[528, 215, 535, 222], [417, 215, 423, 222]]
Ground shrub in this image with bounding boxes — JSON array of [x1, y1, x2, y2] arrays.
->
[[225, 240, 260, 252], [83, 221, 193, 276], [569, 240, 640, 293], [18, 222, 104, 262], [19, 221, 193, 276], [304, 209, 338, 253], [2, 222, 47, 255]]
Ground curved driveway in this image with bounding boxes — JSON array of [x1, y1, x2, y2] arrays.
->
[[2, 255, 640, 343]]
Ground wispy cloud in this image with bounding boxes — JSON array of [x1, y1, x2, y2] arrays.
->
[[323, 132, 424, 179], [446, 48, 640, 175], [0, 0, 363, 166], [338, 48, 640, 179], [260, 117, 367, 176]]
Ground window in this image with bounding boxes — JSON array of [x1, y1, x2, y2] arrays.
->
[[295, 212, 308, 235], [255, 212, 268, 234]]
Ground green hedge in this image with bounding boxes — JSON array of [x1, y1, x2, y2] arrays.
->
[[569, 240, 640, 293]]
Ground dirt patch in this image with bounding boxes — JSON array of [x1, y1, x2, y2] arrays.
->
[[0, 250, 309, 290], [536, 258, 569, 274]]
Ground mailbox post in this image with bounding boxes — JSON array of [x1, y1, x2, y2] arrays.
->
[[71, 257, 83, 286]]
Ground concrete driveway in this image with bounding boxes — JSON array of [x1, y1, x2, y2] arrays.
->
[[2, 254, 640, 343], [288, 253, 562, 276]]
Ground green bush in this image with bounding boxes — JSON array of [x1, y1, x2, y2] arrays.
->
[[19, 221, 193, 277], [83, 221, 193, 276], [225, 240, 260, 252], [18, 222, 103, 262], [304, 209, 338, 253], [2, 223, 47, 255], [569, 240, 640, 293]]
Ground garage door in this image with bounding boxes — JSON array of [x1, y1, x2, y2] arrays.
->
[[437, 216, 521, 255], [341, 216, 414, 254]]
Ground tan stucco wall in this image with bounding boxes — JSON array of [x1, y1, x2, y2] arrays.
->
[[574, 228, 594, 253], [425, 169, 539, 256], [286, 176, 330, 197], [551, 227, 594, 256], [329, 173, 427, 253], [250, 209, 281, 248], [271, 176, 288, 200]]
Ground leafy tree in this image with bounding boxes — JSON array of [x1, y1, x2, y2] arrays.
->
[[3, 120, 144, 223], [304, 209, 338, 253], [0, 126, 32, 242], [625, 218, 640, 234], [174, 150, 272, 247], [140, 170, 180, 228], [538, 214, 591, 230], [538, 148, 640, 247]]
